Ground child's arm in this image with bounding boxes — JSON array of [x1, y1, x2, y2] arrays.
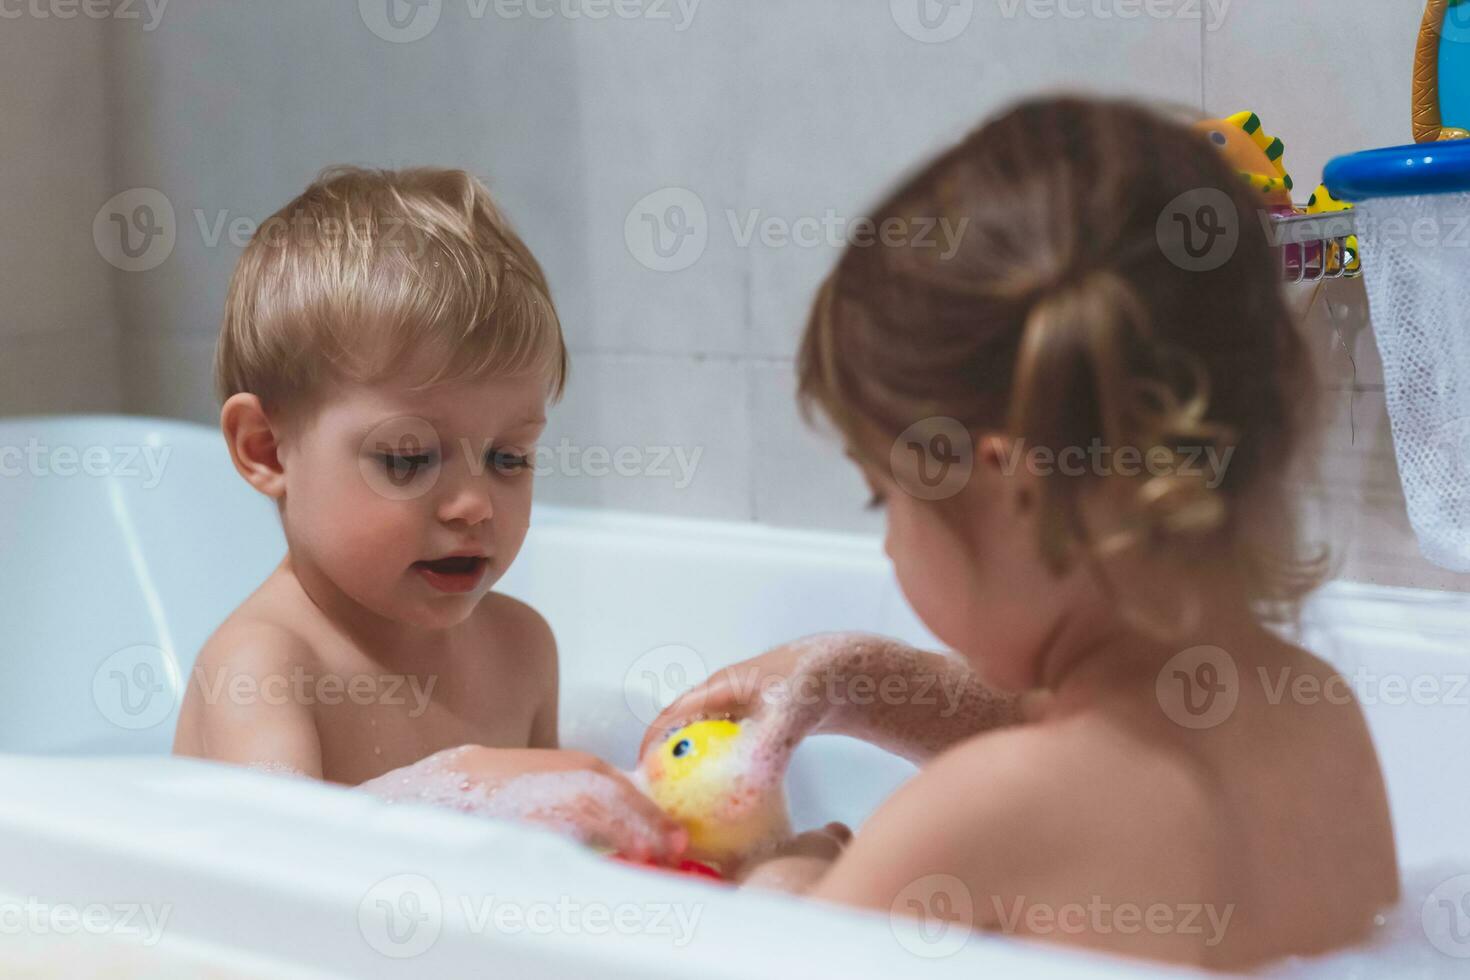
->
[[174, 627, 326, 778], [360, 746, 687, 862], [641, 633, 1025, 765], [179, 626, 682, 861]]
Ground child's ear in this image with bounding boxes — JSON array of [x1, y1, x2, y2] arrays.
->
[[220, 393, 287, 498], [976, 432, 1036, 517]]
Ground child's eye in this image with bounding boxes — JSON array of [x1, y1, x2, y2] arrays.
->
[[865, 489, 888, 511], [379, 452, 436, 484], [487, 449, 532, 475]]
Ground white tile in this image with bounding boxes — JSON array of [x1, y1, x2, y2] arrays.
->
[[747, 360, 884, 535], [742, 0, 1204, 356], [1203, 0, 1421, 198], [109, 0, 592, 346], [1299, 388, 1400, 500], [569, 5, 752, 356], [0, 329, 121, 417], [536, 352, 751, 519], [1289, 276, 1384, 390], [0, 12, 115, 342]]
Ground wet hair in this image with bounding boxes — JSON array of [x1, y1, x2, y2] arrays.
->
[[216, 165, 566, 418], [798, 95, 1326, 627]]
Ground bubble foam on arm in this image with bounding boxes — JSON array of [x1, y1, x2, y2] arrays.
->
[[749, 632, 1023, 767], [358, 746, 685, 862]]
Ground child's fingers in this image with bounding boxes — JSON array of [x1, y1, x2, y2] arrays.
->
[[542, 774, 688, 862], [638, 671, 751, 761], [782, 824, 850, 862]]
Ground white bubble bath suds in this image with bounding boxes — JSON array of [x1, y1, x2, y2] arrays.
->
[[356, 747, 670, 858], [246, 761, 309, 779], [1261, 861, 1470, 979]]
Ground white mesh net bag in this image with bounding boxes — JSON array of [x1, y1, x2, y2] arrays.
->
[[1355, 191, 1470, 571]]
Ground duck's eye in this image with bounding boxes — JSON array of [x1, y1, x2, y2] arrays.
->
[[1210, 131, 1227, 146], [671, 738, 692, 759]]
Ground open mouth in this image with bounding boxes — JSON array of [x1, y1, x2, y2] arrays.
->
[[412, 556, 488, 593]]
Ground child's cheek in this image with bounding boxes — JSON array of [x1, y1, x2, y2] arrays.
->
[[887, 501, 976, 654], [304, 461, 420, 575]]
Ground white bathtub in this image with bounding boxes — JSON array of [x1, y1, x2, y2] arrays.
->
[[0, 415, 1466, 978]]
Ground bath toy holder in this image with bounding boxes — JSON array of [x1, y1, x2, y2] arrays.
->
[[1271, 210, 1360, 284]]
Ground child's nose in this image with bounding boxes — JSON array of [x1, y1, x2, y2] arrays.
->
[[437, 478, 495, 527]]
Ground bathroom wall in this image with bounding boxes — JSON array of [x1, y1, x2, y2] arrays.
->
[[6, 0, 1466, 590], [0, 11, 119, 414]]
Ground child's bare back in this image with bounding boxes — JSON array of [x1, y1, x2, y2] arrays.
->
[[807, 627, 1397, 968]]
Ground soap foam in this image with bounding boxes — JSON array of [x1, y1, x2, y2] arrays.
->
[[1262, 861, 1470, 979], [357, 748, 669, 858]]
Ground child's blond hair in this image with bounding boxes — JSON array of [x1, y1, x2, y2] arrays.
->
[[216, 166, 566, 418]]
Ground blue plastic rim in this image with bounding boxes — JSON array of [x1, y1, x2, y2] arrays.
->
[[1324, 139, 1470, 202]]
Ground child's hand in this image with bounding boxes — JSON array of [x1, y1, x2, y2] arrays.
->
[[737, 822, 852, 893], [360, 746, 687, 863], [639, 633, 1025, 765], [637, 640, 809, 760]]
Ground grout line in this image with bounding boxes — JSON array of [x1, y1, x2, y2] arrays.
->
[[1198, 4, 1207, 112]]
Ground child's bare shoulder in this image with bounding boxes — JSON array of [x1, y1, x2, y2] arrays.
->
[[175, 603, 327, 770], [476, 591, 556, 649], [192, 566, 327, 678], [473, 592, 558, 685], [932, 718, 1214, 850], [821, 717, 1219, 909]]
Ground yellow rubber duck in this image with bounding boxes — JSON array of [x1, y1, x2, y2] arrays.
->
[[638, 719, 793, 871]]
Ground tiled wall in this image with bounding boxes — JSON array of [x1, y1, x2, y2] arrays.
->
[[6, 0, 1467, 590], [0, 14, 120, 414]]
